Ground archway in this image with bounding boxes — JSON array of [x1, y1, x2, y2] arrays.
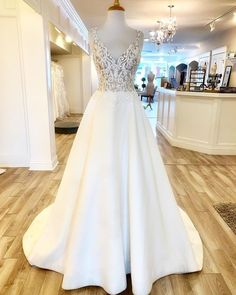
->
[[187, 60, 199, 81], [176, 63, 187, 86], [168, 65, 176, 80]]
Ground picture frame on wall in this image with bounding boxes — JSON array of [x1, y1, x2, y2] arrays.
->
[[222, 65, 232, 87]]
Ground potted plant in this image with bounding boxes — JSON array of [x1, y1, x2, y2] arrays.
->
[[141, 77, 146, 90]]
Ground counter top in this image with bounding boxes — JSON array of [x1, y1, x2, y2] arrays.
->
[[158, 87, 236, 98], [177, 90, 236, 98]]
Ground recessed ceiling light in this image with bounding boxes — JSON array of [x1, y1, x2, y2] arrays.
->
[[144, 38, 149, 42], [65, 36, 72, 43]]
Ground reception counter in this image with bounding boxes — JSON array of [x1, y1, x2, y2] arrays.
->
[[156, 88, 236, 155]]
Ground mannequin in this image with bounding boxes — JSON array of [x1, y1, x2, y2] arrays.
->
[[95, 0, 143, 60], [210, 62, 217, 75], [146, 71, 155, 97], [143, 71, 155, 110]]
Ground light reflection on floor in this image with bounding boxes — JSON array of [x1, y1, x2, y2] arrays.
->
[[141, 95, 158, 135]]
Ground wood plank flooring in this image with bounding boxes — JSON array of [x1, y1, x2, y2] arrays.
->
[[0, 129, 236, 295]]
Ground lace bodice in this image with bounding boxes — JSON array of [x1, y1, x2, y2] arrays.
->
[[90, 28, 143, 92]]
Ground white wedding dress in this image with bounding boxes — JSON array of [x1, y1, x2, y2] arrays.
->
[[51, 61, 70, 121], [23, 28, 203, 295]]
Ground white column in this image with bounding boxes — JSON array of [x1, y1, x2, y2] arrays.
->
[[18, 0, 57, 170], [0, 0, 89, 170], [0, 4, 29, 167]]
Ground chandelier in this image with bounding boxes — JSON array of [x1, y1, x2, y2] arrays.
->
[[149, 4, 177, 46], [149, 21, 165, 46]]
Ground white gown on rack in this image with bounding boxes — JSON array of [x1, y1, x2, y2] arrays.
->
[[23, 28, 203, 295], [51, 61, 70, 121]]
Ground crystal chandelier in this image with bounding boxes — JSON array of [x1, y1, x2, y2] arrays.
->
[[149, 21, 165, 46], [162, 5, 177, 42], [149, 4, 177, 46]]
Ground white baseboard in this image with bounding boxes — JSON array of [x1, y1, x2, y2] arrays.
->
[[0, 154, 59, 170], [29, 156, 58, 171], [0, 152, 59, 171], [0, 154, 29, 168], [157, 123, 236, 155]]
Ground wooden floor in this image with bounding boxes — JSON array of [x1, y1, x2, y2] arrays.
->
[[0, 129, 236, 295]]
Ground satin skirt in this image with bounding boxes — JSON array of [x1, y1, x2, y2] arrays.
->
[[23, 90, 203, 295]]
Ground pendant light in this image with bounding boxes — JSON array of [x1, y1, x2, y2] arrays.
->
[[108, 0, 125, 11], [162, 4, 177, 42], [149, 2, 177, 46]]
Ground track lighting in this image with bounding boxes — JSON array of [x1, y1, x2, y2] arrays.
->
[[210, 21, 215, 32], [207, 6, 236, 32]]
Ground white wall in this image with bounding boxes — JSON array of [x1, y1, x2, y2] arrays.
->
[[19, 0, 57, 170], [53, 49, 95, 114], [190, 27, 236, 86], [55, 55, 83, 114], [0, 0, 90, 170], [0, 0, 57, 170], [211, 47, 227, 86], [0, 16, 29, 167]]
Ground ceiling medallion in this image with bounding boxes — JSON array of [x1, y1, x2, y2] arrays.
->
[[149, 4, 177, 46]]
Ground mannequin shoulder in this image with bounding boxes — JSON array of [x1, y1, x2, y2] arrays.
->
[[137, 30, 144, 47]]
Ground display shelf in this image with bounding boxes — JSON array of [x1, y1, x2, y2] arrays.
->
[[189, 70, 206, 91]]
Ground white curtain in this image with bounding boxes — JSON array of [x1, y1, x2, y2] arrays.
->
[[51, 61, 70, 121]]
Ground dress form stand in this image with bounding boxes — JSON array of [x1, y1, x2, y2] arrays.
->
[[96, 0, 143, 59], [144, 71, 155, 110]]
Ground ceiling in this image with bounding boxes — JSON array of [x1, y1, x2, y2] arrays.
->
[[71, 0, 236, 62]]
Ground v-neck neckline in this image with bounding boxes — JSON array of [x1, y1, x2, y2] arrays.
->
[[93, 28, 141, 62]]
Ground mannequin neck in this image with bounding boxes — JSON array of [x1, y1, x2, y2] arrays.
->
[[95, 9, 140, 60], [103, 10, 127, 29]]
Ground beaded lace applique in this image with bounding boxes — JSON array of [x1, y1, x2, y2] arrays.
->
[[90, 28, 143, 92]]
